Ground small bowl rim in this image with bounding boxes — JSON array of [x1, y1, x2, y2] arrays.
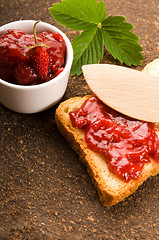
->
[[0, 20, 73, 90]]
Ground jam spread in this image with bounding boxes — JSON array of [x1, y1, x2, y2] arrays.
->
[[69, 97, 159, 182], [0, 29, 66, 85]]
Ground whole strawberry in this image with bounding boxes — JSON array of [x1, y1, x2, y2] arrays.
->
[[28, 21, 49, 77], [15, 63, 37, 85], [29, 46, 49, 77]]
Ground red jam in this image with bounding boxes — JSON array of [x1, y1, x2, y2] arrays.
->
[[69, 97, 159, 182], [0, 29, 66, 85]]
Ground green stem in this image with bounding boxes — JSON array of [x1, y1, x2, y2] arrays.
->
[[33, 20, 41, 46], [97, 23, 102, 28]]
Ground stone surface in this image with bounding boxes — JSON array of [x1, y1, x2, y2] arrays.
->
[[0, 0, 159, 239]]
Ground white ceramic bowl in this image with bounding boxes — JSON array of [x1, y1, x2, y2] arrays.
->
[[0, 20, 73, 113]]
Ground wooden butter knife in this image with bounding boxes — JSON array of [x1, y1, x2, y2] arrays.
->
[[82, 64, 159, 122]]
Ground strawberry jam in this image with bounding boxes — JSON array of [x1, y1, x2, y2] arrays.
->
[[69, 97, 159, 182], [0, 29, 66, 85]]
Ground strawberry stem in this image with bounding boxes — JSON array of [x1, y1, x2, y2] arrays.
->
[[33, 20, 41, 46]]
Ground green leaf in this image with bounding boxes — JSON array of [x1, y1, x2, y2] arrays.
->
[[102, 15, 143, 66], [71, 25, 103, 75], [49, 0, 106, 31], [49, 1, 144, 75]]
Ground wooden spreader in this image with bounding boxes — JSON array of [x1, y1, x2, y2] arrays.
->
[[82, 64, 159, 122]]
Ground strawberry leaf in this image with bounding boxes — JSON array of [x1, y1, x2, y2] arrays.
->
[[71, 25, 103, 75], [49, 0, 144, 75], [101, 15, 143, 66], [49, 0, 106, 31]]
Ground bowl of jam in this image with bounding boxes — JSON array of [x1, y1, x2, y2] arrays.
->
[[0, 20, 73, 113]]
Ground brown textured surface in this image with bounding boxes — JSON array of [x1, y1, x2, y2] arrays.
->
[[0, 0, 159, 239]]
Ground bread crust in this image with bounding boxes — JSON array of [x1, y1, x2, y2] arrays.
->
[[55, 95, 159, 206]]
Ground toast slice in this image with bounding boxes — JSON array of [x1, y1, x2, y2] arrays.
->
[[55, 95, 159, 206]]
